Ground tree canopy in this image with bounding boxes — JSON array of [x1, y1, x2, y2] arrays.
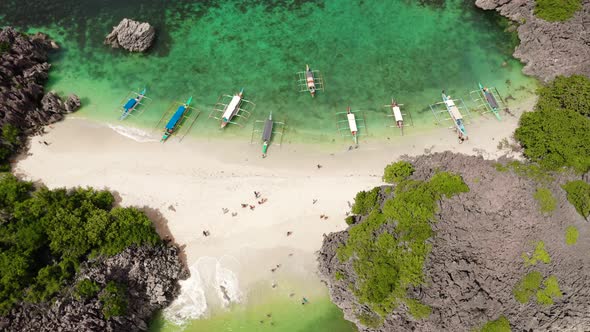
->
[[0, 174, 160, 314]]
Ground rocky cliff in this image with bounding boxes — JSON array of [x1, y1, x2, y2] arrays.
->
[[104, 18, 156, 53], [0, 27, 80, 135], [318, 152, 590, 331], [1, 244, 188, 332], [474, 0, 590, 82]]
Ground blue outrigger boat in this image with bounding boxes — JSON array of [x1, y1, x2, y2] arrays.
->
[[120, 88, 147, 120], [161, 97, 193, 142]]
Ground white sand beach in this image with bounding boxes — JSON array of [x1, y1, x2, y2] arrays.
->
[[14, 97, 533, 323]]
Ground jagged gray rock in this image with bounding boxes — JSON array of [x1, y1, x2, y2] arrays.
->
[[1, 245, 188, 332], [318, 152, 590, 331], [104, 18, 156, 52], [0, 27, 81, 135], [475, 0, 590, 82]]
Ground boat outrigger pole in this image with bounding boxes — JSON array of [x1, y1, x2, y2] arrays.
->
[[161, 96, 193, 142]]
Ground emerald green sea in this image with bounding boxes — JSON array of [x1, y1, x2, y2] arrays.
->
[[2, 0, 535, 144], [1, 0, 536, 330]]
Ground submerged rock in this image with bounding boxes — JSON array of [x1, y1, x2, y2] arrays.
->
[[475, 0, 590, 82], [318, 152, 590, 331], [104, 18, 156, 52]]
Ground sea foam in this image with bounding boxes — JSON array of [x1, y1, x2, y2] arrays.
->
[[108, 124, 158, 143]]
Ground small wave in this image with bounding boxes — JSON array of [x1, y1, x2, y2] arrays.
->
[[163, 265, 208, 326], [215, 261, 242, 307], [108, 124, 158, 142]]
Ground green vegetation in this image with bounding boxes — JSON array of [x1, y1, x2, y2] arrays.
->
[[537, 75, 590, 116], [533, 188, 557, 213], [404, 298, 432, 319], [356, 311, 383, 328], [480, 316, 511, 332], [0, 124, 21, 171], [493, 161, 553, 183], [99, 281, 128, 319], [338, 170, 468, 323], [562, 180, 590, 218], [351, 187, 380, 215], [536, 275, 562, 306], [515, 76, 590, 173], [565, 226, 579, 245], [382, 161, 415, 184], [0, 174, 160, 314], [335, 271, 344, 281], [75, 279, 101, 300], [0, 41, 10, 54], [534, 0, 582, 22], [522, 241, 551, 266], [513, 271, 543, 303]]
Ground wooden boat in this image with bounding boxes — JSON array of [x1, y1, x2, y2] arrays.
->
[[221, 88, 244, 128], [161, 97, 193, 142], [346, 106, 359, 144], [262, 112, 274, 157], [441, 92, 468, 140], [305, 64, 316, 97], [120, 88, 146, 120], [479, 83, 501, 120]]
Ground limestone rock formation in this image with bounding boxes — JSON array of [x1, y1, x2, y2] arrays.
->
[[0, 27, 80, 135], [104, 18, 156, 52], [475, 0, 590, 82], [1, 245, 188, 332], [318, 152, 590, 331]]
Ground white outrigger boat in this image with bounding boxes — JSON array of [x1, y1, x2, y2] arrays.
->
[[209, 88, 255, 128], [429, 91, 472, 143], [384, 97, 413, 135], [296, 65, 324, 97], [336, 106, 366, 145]]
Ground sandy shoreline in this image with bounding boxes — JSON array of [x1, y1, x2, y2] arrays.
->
[[14, 96, 534, 323]]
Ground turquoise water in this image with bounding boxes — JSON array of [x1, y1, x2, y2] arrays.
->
[[150, 280, 357, 332], [2, 0, 536, 144]]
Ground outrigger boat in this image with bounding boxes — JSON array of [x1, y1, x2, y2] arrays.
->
[[429, 91, 472, 143], [296, 65, 324, 97], [384, 97, 413, 135], [469, 83, 507, 121], [209, 88, 255, 128], [336, 106, 367, 145], [154, 96, 200, 143], [251, 112, 286, 158], [117, 88, 151, 120]]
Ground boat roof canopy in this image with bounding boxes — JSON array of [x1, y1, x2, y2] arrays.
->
[[166, 105, 186, 130], [124, 98, 137, 110]]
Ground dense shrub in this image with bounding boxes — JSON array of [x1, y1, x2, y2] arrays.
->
[[0, 124, 21, 171], [536, 275, 562, 305], [565, 226, 579, 245], [513, 271, 543, 303], [338, 172, 468, 322], [351, 187, 380, 215], [75, 279, 101, 300], [0, 41, 10, 54], [514, 108, 590, 173], [0, 174, 160, 314], [480, 316, 511, 332], [536, 75, 590, 116], [534, 0, 582, 22], [515, 76, 590, 173], [382, 161, 415, 184], [562, 180, 590, 218], [99, 281, 128, 319], [533, 188, 557, 213]]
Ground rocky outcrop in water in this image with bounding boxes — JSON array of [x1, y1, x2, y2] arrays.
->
[[104, 18, 156, 52], [1, 244, 188, 332], [474, 0, 590, 82], [318, 152, 590, 331], [0, 27, 81, 135]]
